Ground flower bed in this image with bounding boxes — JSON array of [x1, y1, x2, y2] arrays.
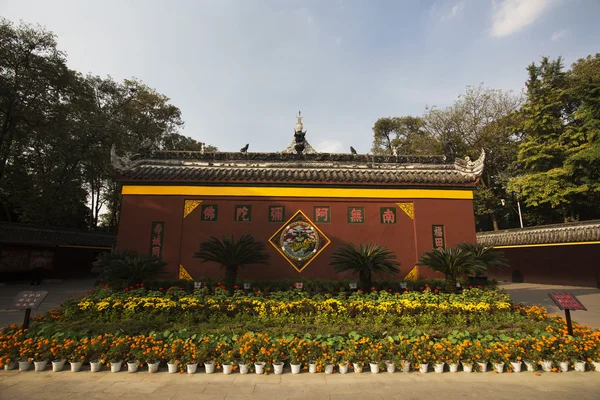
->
[[1, 287, 599, 374]]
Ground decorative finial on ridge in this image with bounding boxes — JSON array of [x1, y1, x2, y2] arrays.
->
[[296, 110, 303, 132]]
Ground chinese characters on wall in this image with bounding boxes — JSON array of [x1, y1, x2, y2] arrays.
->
[[201, 204, 218, 221], [314, 206, 330, 223], [432, 224, 445, 250], [150, 222, 165, 258], [193, 204, 416, 224], [348, 207, 364, 223], [235, 205, 252, 222], [269, 206, 285, 222]]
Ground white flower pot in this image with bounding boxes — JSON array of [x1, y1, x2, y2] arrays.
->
[[110, 361, 122, 373], [524, 360, 535, 372], [400, 360, 411, 373], [127, 361, 139, 373], [323, 364, 333, 374], [574, 361, 585, 372], [494, 363, 505, 373], [559, 361, 569, 373], [448, 363, 459, 373], [273, 362, 284, 375], [385, 361, 395, 373], [34, 360, 48, 372], [204, 361, 215, 374], [147, 362, 160, 373], [70, 361, 82, 372], [462, 362, 473, 373], [291, 363, 301, 374], [222, 363, 232, 375], [254, 362, 266, 374], [369, 362, 379, 374], [4, 361, 17, 371], [353, 363, 362, 373], [90, 361, 102, 372], [338, 363, 348, 374], [186, 363, 198, 374], [19, 360, 32, 371], [477, 361, 487, 372], [419, 363, 428, 374], [52, 359, 65, 372], [434, 363, 444, 373], [167, 362, 178, 374], [511, 361, 522, 372], [239, 363, 249, 374], [541, 360, 552, 372], [309, 362, 317, 373], [591, 361, 600, 372]]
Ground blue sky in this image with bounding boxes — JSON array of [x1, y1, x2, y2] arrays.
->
[[1, 0, 599, 153]]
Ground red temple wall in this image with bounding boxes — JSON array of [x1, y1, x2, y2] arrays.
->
[[116, 195, 476, 281]]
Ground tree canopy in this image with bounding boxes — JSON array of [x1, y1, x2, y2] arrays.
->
[[372, 55, 600, 231], [0, 19, 216, 231]]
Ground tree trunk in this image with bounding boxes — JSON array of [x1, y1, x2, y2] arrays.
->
[[225, 265, 238, 296], [492, 214, 499, 231], [445, 274, 457, 293], [359, 270, 372, 292]]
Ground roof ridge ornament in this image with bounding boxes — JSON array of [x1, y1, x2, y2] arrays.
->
[[282, 111, 318, 154], [453, 149, 485, 176]]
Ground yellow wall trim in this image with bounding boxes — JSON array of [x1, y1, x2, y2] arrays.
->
[[122, 185, 473, 200], [494, 241, 600, 249]]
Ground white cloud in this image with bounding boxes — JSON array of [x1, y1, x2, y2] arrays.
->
[[336, 37, 342, 45], [441, 1, 466, 21], [551, 28, 568, 40], [491, 0, 550, 37], [314, 139, 345, 153]]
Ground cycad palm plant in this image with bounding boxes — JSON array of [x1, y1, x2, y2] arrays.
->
[[330, 243, 400, 292], [193, 234, 269, 295], [92, 250, 167, 286], [457, 243, 509, 271], [417, 247, 486, 292]]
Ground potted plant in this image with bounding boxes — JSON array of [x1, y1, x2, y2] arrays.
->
[[270, 339, 287, 375], [458, 340, 474, 373], [180, 339, 198, 374], [139, 335, 163, 373], [287, 338, 307, 374], [33, 337, 53, 372], [104, 337, 130, 373], [67, 340, 86, 372], [506, 340, 525, 372], [165, 339, 186, 373], [197, 337, 216, 373], [18, 337, 35, 371]]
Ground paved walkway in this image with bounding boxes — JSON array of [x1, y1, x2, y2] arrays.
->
[[0, 279, 95, 327], [1, 367, 599, 400], [500, 282, 600, 328]]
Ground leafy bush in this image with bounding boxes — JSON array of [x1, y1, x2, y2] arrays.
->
[[92, 250, 167, 286]]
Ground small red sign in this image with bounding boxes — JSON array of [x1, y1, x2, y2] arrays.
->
[[548, 292, 587, 311]]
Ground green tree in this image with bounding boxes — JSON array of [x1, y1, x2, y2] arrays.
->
[[508, 56, 600, 222], [417, 247, 485, 292], [371, 116, 436, 155], [193, 234, 269, 295], [329, 243, 400, 292]]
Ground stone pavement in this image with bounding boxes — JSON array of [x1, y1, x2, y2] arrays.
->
[[0, 279, 95, 328], [1, 367, 600, 400], [501, 282, 600, 329]]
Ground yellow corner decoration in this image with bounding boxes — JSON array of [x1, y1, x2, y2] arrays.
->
[[179, 265, 193, 281], [183, 199, 203, 218], [404, 266, 418, 281], [396, 202, 414, 220]]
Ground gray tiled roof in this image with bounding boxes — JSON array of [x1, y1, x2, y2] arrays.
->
[[0, 223, 116, 248], [476, 220, 600, 246], [113, 150, 486, 185]]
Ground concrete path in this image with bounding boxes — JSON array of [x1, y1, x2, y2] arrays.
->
[[0, 279, 95, 328], [501, 282, 600, 329], [1, 367, 600, 400]]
